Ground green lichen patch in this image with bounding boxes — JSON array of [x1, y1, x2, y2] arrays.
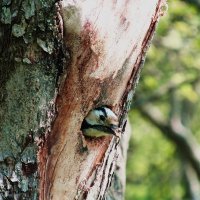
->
[[22, 0, 35, 20], [0, 61, 58, 199], [22, 57, 32, 64], [0, 0, 65, 199], [12, 23, 26, 37], [1, 7, 11, 24], [2, 0, 11, 6], [37, 38, 54, 54]]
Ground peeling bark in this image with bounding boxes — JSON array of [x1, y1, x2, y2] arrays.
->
[[105, 120, 131, 200], [0, 0, 166, 199], [39, 1, 166, 199]]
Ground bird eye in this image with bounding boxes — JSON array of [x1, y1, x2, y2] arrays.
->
[[100, 115, 106, 121]]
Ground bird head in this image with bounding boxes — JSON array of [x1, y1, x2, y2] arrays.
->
[[82, 107, 120, 137]]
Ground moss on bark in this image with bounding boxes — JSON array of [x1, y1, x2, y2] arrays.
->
[[0, 0, 65, 198]]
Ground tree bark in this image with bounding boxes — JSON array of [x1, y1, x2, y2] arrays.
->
[[0, 1, 62, 199], [0, 0, 166, 199], [40, 1, 166, 199]]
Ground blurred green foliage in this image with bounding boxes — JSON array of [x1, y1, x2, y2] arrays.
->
[[126, 0, 200, 199], [126, 111, 182, 200]]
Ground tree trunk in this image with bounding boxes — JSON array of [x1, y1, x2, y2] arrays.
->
[[0, 0, 166, 199]]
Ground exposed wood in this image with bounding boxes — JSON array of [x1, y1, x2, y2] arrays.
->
[[105, 119, 131, 199], [39, 0, 166, 199]]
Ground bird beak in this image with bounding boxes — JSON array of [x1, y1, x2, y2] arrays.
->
[[110, 124, 120, 138], [110, 124, 118, 130]]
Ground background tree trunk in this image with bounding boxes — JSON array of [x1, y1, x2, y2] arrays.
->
[[0, 0, 166, 199]]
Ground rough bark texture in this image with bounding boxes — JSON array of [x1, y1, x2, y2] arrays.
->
[[0, 0, 166, 199], [0, 1, 63, 199]]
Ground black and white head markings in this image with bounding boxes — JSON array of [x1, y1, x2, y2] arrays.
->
[[81, 107, 119, 138]]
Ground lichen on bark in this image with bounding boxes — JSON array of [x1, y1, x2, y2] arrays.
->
[[0, 0, 64, 199]]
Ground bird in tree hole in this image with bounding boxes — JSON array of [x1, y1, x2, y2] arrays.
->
[[81, 107, 120, 138]]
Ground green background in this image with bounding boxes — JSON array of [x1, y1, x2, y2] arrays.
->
[[126, 0, 200, 199]]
